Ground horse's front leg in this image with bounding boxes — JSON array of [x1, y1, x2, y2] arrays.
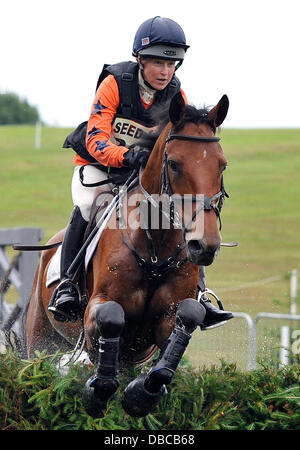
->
[[122, 298, 206, 417], [83, 298, 125, 418]]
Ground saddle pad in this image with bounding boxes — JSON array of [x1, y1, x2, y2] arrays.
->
[[46, 200, 116, 288]]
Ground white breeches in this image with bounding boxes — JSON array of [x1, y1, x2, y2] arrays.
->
[[71, 165, 114, 221]]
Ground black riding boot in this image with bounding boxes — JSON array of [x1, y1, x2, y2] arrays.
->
[[48, 206, 88, 322], [198, 266, 233, 330]]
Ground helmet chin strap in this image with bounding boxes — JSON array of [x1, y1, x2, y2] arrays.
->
[[138, 68, 157, 104], [175, 60, 183, 71], [137, 56, 157, 91]]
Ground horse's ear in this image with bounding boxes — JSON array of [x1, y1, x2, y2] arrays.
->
[[208, 95, 229, 128], [169, 92, 186, 126]]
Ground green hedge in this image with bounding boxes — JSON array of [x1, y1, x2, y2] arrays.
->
[[0, 350, 299, 430]]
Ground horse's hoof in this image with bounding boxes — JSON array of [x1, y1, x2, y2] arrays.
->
[[82, 376, 107, 418], [121, 373, 167, 417]]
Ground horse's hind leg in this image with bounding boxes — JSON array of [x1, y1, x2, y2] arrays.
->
[[122, 298, 205, 417], [83, 300, 125, 418], [26, 288, 73, 358]]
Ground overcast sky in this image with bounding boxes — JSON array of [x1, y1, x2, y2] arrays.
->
[[1, 0, 299, 128]]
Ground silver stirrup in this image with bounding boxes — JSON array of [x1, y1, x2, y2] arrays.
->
[[197, 288, 228, 331], [197, 287, 223, 307]]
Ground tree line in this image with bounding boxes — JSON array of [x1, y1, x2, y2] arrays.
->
[[0, 92, 40, 124]]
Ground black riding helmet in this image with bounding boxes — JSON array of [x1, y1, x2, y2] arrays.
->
[[132, 16, 189, 65]]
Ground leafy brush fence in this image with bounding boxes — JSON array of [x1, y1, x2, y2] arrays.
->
[[1, 350, 300, 430]]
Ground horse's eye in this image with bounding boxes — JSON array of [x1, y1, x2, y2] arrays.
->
[[168, 159, 178, 173], [222, 163, 228, 172]]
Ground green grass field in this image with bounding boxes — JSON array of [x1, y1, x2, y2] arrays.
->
[[0, 125, 299, 318]]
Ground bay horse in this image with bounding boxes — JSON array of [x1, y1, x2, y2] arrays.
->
[[25, 92, 230, 417]]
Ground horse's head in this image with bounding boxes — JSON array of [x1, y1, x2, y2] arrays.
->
[[161, 93, 229, 266]]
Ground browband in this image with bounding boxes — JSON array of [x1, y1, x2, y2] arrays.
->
[[166, 134, 220, 143]]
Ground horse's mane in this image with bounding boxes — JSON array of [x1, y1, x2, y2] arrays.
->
[[139, 101, 216, 151]]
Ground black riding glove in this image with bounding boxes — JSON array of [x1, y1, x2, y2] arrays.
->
[[122, 147, 150, 169]]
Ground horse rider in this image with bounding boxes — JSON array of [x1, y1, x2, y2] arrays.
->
[[48, 16, 233, 328]]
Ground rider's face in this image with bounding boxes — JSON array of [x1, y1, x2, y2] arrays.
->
[[142, 58, 176, 90]]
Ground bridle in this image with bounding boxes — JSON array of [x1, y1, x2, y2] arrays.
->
[[122, 131, 229, 280], [164, 134, 228, 231], [141, 133, 229, 233]]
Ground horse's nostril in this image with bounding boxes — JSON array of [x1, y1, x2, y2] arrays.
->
[[188, 240, 203, 254], [187, 239, 220, 266]]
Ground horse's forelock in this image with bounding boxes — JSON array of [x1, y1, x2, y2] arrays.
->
[[174, 105, 216, 134]]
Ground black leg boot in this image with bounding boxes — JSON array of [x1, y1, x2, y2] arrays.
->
[[197, 266, 233, 330], [48, 206, 88, 322]]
